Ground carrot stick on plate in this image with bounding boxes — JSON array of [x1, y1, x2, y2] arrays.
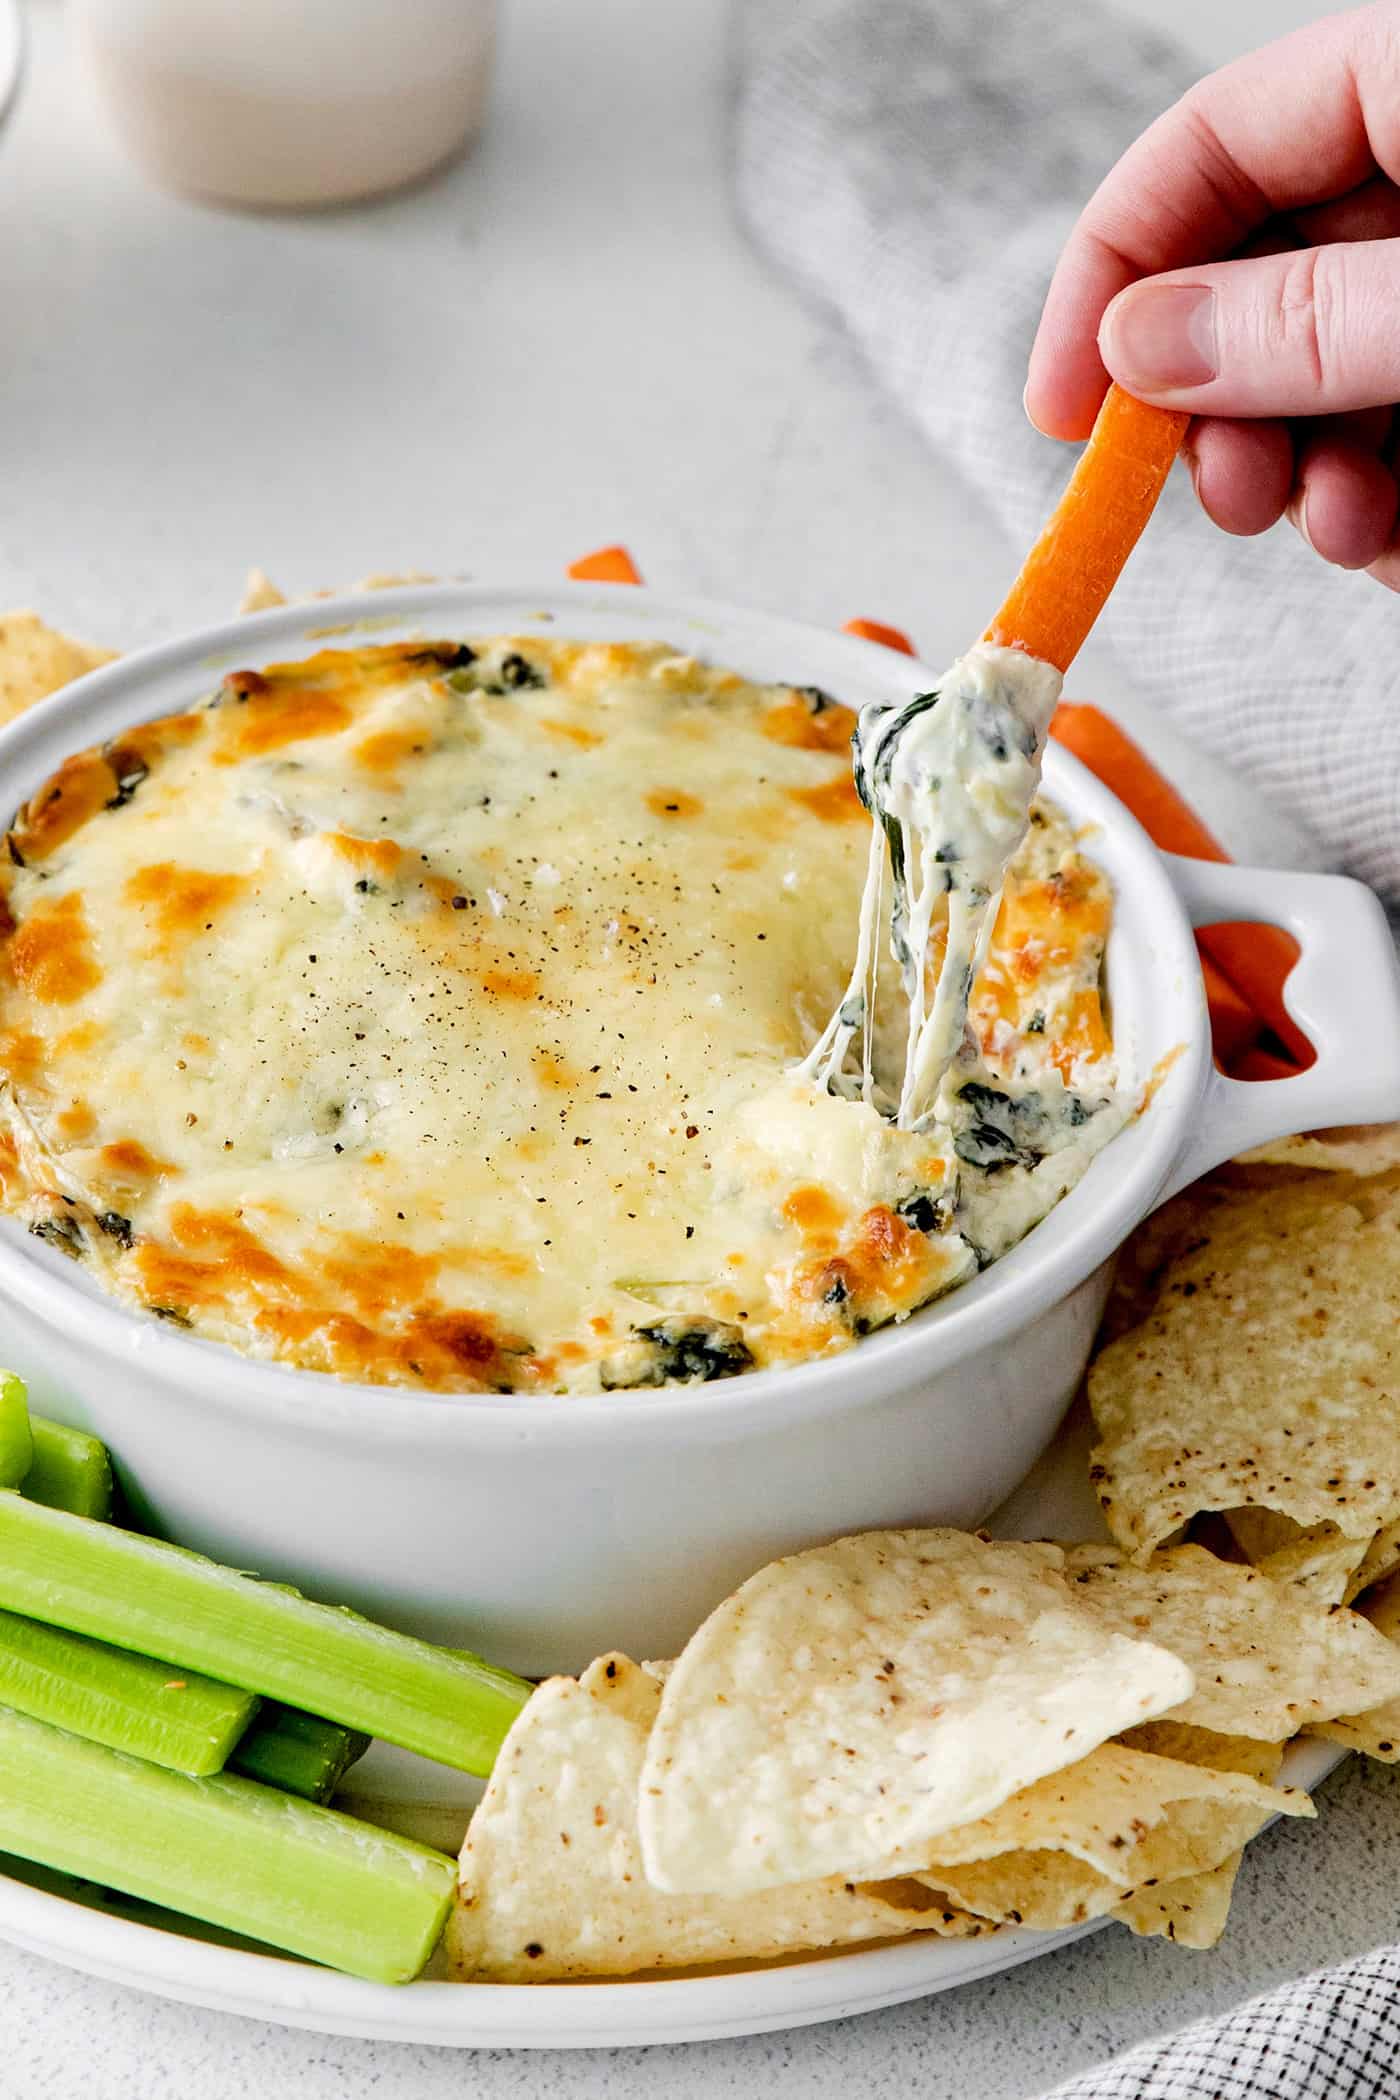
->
[[567, 545, 642, 585], [985, 386, 1190, 674], [1050, 703, 1313, 1073]]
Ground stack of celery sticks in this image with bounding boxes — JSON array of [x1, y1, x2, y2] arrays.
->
[[0, 1373, 532, 1983]]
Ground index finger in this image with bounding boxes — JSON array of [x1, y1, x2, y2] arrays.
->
[[1025, 5, 1396, 439]]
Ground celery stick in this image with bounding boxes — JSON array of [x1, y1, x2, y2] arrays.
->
[[230, 1703, 370, 1804], [0, 1495, 530, 1775], [0, 1702, 455, 1982], [23, 1418, 113, 1519], [0, 1374, 32, 1490], [0, 1608, 257, 1775]]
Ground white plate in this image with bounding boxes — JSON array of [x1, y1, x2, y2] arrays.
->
[[0, 1404, 1343, 2047], [0, 0, 22, 127]]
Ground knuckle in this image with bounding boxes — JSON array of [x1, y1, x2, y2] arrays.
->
[[1273, 246, 1338, 390]]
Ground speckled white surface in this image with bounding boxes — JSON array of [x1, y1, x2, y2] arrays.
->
[[4, 0, 1390, 2092]]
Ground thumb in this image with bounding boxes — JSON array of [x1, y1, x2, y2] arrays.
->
[[1098, 238, 1400, 418]]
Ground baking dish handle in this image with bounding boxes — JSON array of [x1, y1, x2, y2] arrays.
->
[[1157, 855, 1400, 1202]]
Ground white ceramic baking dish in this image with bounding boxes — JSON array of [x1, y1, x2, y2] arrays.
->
[[1, 582, 1397, 1674]]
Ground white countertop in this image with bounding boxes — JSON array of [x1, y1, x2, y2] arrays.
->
[[5, 0, 1390, 2093]]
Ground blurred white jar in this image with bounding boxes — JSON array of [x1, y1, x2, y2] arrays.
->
[[71, 0, 496, 209]]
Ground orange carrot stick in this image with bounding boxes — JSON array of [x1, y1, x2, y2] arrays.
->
[[1049, 702, 1313, 1072], [985, 387, 1189, 673], [1199, 956, 1262, 1070], [1232, 1046, 1300, 1085], [843, 617, 916, 655], [567, 545, 642, 585], [1051, 703, 1228, 863]]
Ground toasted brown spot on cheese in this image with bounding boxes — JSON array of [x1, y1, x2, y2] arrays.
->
[[539, 718, 603, 750], [645, 789, 703, 819], [320, 1236, 442, 1317], [124, 864, 248, 943], [481, 968, 538, 1000], [0, 1029, 45, 1086], [9, 894, 100, 1005], [326, 831, 404, 878], [761, 696, 857, 754], [533, 1049, 577, 1091], [9, 751, 122, 863], [352, 728, 426, 778], [781, 1185, 845, 1237], [166, 1204, 291, 1289], [786, 775, 865, 824], [97, 1139, 172, 1183], [55, 1100, 98, 1142], [218, 687, 354, 760]]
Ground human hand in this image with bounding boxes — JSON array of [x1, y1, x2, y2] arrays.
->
[[1026, 3, 1400, 587]]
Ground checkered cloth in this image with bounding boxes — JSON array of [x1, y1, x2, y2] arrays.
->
[[1047, 1943, 1400, 2098], [733, 0, 1400, 915]]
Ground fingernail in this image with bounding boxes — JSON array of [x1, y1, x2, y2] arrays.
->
[[1101, 284, 1217, 393], [1289, 487, 1315, 551]]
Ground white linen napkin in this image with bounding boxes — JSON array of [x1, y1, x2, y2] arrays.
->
[[733, 0, 1400, 913]]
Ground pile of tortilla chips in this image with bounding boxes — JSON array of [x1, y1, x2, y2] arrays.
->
[[7, 605, 1400, 1984], [453, 1128, 1400, 1980]]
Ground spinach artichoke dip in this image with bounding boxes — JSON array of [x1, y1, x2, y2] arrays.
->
[[0, 636, 1125, 1395]]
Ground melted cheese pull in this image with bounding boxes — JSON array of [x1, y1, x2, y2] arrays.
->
[[0, 637, 1121, 1396], [800, 642, 1063, 1129]]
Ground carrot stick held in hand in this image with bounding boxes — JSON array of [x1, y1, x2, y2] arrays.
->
[[986, 386, 1190, 673]]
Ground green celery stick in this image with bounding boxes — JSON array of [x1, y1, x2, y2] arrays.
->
[[0, 1374, 32, 1490], [230, 1703, 370, 1804], [0, 1495, 530, 1775], [0, 1607, 257, 1775], [0, 1702, 456, 1982], [23, 1418, 113, 1519]]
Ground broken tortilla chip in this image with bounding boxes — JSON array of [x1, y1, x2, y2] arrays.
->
[[1311, 1572, 1400, 1761], [0, 612, 116, 725], [1061, 1545, 1400, 1739], [1089, 1178, 1400, 1557], [912, 1744, 1310, 1932], [1118, 1719, 1283, 1786], [238, 568, 438, 615], [914, 1742, 1300, 1881], [637, 1531, 1192, 1896], [1235, 1126, 1400, 1178], [1347, 1518, 1400, 1605], [1112, 1856, 1241, 1949], [1222, 1510, 1369, 1607], [447, 1654, 987, 1981]]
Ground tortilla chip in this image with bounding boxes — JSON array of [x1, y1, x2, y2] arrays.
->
[[1112, 1856, 1240, 1949], [916, 1742, 1298, 1880], [637, 1531, 1192, 1896], [1236, 1126, 1400, 1178], [238, 568, 437, 615], [913, 1747, 1309, 1931], [1347, 1518, 1400, 1604], [1222, 1510, 1369, 1606], [238, 570, 288, 613], [1088, 1178, 1400, 1557], [1118, 1719, 1282, 1786], [1099, 1180, 1241, 1344], [1312, 1572, 1400, 1761], [1061, 1545, 1400, 1739], [447, 1655, 989, 1981], [0, 612, 116, 725]]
